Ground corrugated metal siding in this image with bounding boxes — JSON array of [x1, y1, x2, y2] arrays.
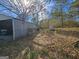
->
[[13, 19, 28, 38], [0, 14, 37, 40]]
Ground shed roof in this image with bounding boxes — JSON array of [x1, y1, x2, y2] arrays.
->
[[0, 14, 13, 20]]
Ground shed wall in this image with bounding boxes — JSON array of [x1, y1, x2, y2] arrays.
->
[[13, 19, 28, 39]]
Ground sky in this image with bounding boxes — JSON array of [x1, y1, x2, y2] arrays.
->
[[0, 4, 17, 18], [0, 0, 76, 22], [39, 0, 54, 20]]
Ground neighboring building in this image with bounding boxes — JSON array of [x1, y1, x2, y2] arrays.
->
[[0, 14, 37, 41]]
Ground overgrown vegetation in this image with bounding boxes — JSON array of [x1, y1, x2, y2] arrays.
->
[[32, 30, 79, 59], [40, 18, 79, 28]]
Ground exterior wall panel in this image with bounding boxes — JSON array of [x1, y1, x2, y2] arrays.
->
[[13, 19, 27, 39], [0, 14, 37, 40]]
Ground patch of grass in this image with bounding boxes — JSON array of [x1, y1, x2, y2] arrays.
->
[[40, 49, 49, 56], [26, 50, 39, 59], [56, 28, 79, 31]]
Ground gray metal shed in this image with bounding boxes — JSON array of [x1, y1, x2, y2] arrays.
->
[[0, 14, 37, 41]]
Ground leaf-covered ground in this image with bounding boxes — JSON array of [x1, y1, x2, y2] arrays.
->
[[33, 31, 79, 59], [0, 30, 79, 59]]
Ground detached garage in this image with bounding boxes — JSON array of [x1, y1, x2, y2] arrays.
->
[[0, 14, 36, 41]]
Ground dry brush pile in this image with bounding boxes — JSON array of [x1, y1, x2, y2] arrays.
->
[[32, 31, 79, 59]]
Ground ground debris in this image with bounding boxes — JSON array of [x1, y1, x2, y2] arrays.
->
[[33, 31, 79, 59]]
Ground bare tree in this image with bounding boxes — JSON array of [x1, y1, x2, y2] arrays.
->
[[0, 0, 51, 23]]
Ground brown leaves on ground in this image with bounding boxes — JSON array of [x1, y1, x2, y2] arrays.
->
[[33, 31, 79, 59]]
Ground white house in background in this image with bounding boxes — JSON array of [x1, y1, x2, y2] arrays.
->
[[0, 14, 37, 41]]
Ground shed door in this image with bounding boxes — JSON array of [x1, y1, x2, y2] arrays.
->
[[0, 19, 13, 36]]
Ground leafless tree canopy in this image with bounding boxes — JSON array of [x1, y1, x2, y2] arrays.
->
[[0, 0, 51, 22]]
